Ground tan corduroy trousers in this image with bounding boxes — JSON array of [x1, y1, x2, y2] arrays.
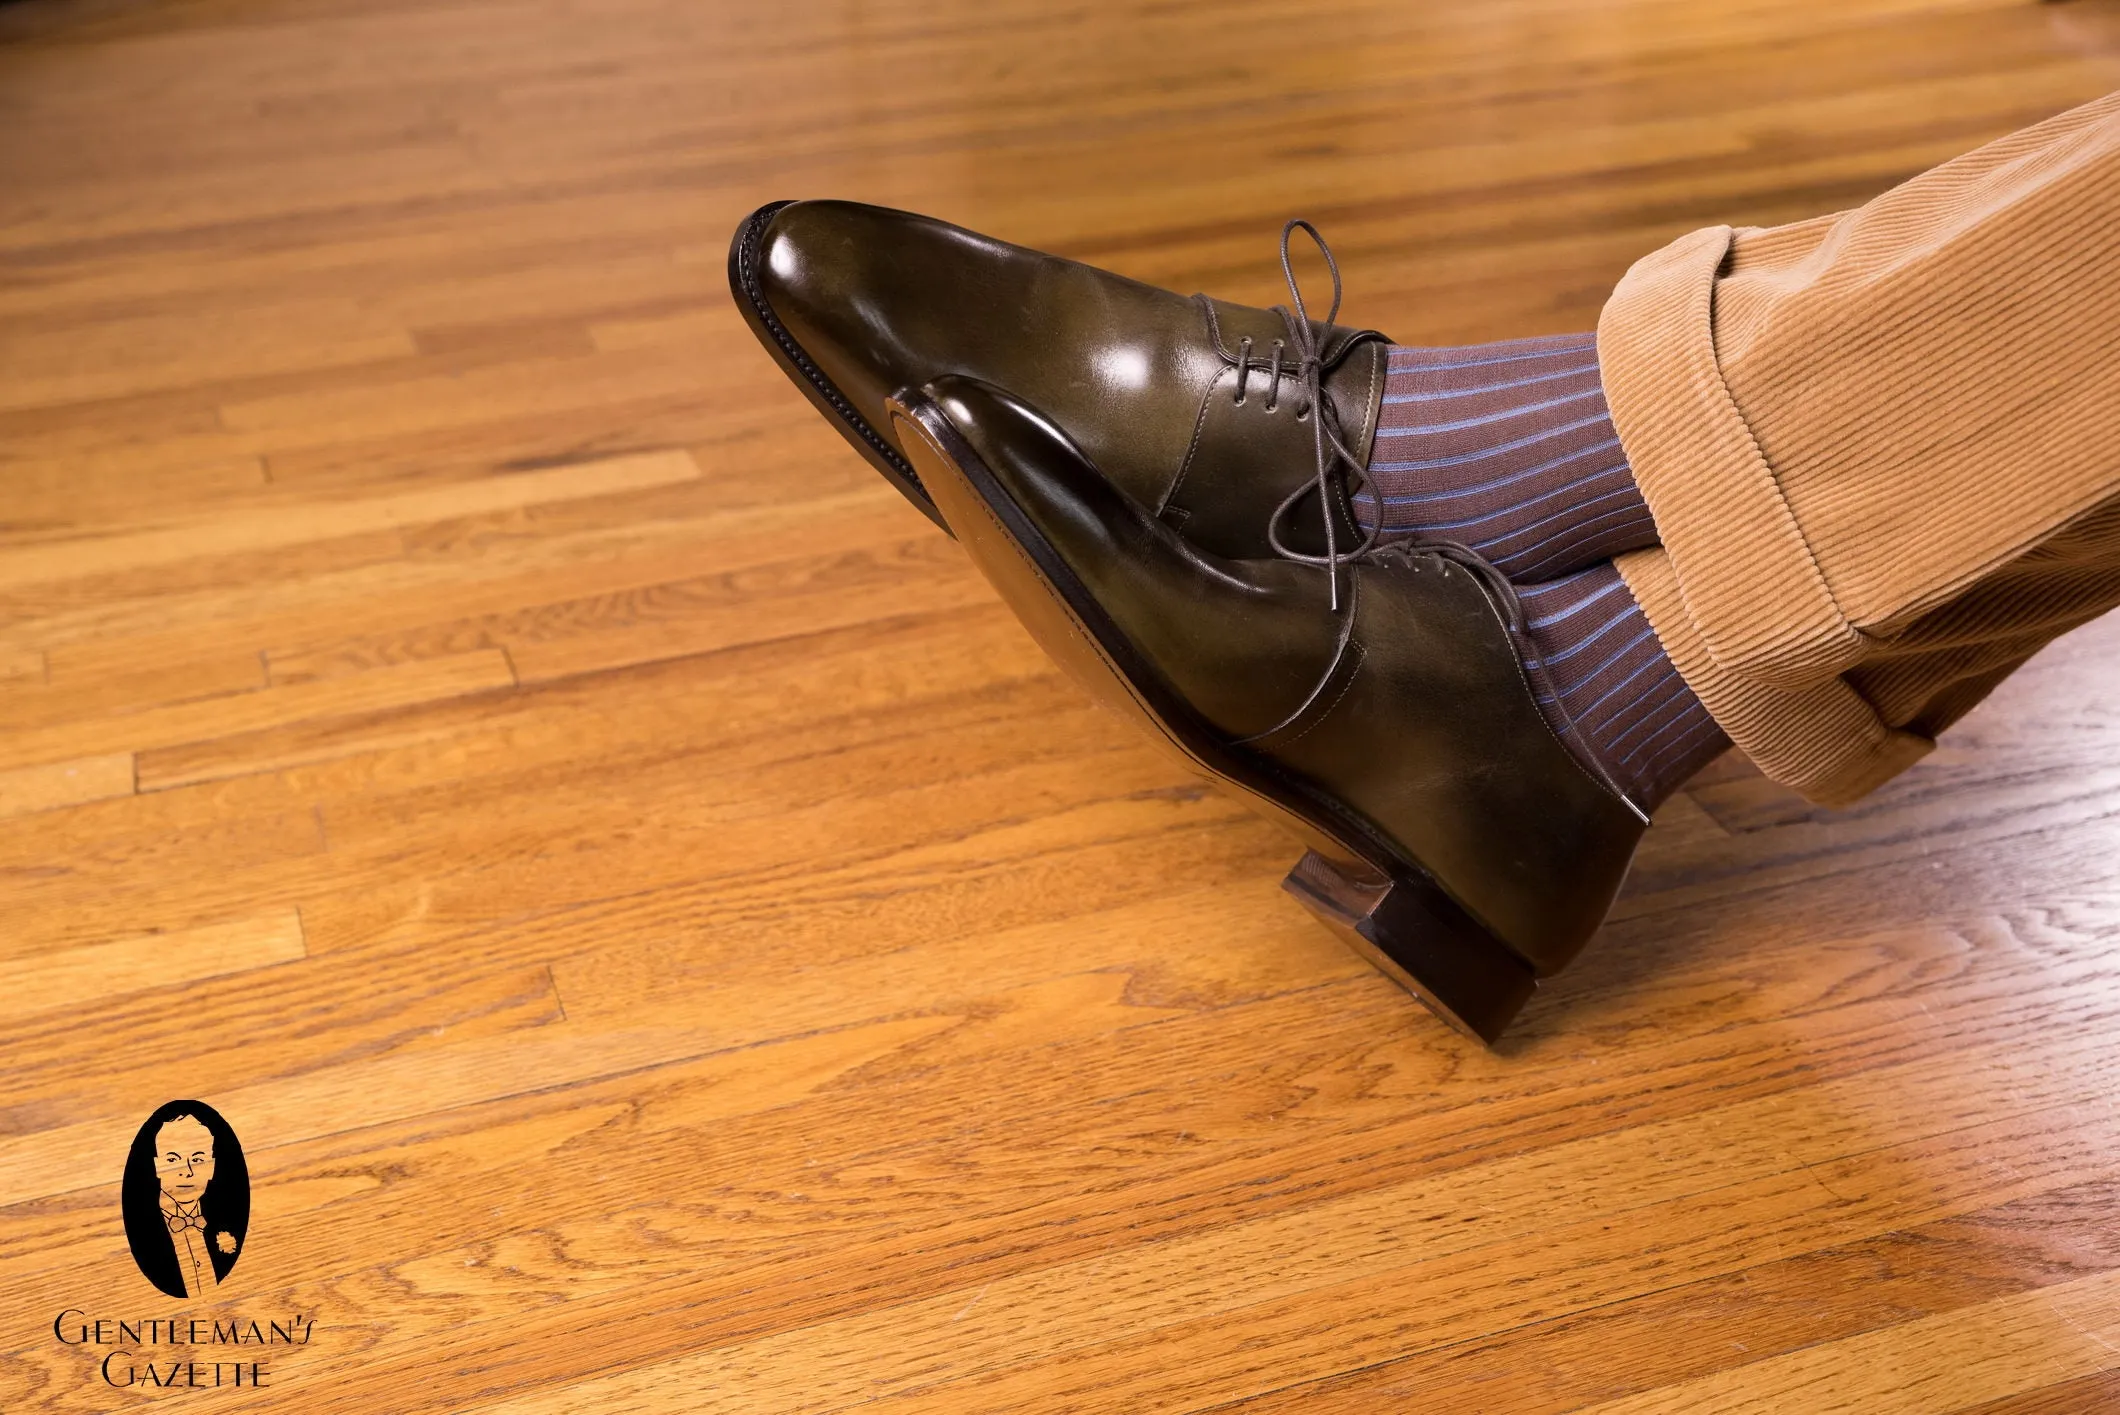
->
[[1600, 89, 2120, 806]]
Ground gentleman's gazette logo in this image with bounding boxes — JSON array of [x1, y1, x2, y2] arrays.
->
[[46, 1099, 317, 1392]]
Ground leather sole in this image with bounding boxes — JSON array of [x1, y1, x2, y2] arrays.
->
[[727, 201, 951, 535], [888, 390, 1539, 1045]]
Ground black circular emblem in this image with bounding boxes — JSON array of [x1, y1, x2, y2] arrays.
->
[[121, 1101, 250, 1299]]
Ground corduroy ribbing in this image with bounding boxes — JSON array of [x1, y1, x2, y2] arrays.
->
[[1519, 564, 1729, 813], [1595, 91, 2120, 805], [1618, 549, 1929, 807], [1719, 92, 2120, 632], [1597, 225, 1866, 690], [1355, 335, 1658, 580]]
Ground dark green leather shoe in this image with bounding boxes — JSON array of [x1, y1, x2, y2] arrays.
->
[[887, 374, 1647, 1044], [729, 200, 1389, 560]]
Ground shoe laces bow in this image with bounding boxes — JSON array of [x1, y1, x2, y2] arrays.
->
[[1246, 223, 1653, 821]]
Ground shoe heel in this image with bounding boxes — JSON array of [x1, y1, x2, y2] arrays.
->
[[1282, 850, 1537, 1045]]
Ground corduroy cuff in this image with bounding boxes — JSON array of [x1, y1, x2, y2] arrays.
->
[[1618, 547, 1931, 806], [1596, 224, 1873, 691]]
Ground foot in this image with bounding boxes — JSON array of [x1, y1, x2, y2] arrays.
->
[[887, 374, 1649, 1042]]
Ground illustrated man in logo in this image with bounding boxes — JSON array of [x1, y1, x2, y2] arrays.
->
[[122, 1099, 250, 1298], [154, 1113, 234, 1298]]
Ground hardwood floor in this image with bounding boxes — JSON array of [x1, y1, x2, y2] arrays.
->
[[4, 0, 2120, 1409]]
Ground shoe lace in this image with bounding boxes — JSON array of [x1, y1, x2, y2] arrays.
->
[[1266, 219, 1379, 610], [1200, 221, 1520, 626], [1200, 219, 1389, 610], [1365, 539, 1527, 635], [1214, 221, 1650, 820]]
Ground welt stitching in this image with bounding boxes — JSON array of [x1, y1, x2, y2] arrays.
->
[[738, 210, 921, 487]]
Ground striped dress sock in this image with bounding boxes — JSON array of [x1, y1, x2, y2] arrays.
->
[[1356, 333, 1659, 581], [1516, 563, 1730, 814]]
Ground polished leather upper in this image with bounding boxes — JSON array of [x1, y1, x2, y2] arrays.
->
[[745, 199, 1389, 559], [915, 375, 1644, 974]]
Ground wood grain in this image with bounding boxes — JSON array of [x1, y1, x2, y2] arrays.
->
[[3, 0, 2119, 1411], [0, 753, 134, 822], [6, 911, 305, 1027]]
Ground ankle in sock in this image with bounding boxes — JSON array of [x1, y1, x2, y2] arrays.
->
[[1357, 334, 1659, 581], [1516, 562, 1729, 813]]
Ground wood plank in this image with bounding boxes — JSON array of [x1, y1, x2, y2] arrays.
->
[[0, 754, 133, 822], [0, 450, 699, 591], [0, 459, 868, 660], [3, 943, 568, 1147], [1222, 1179, 2120, 1412], [381, 1104, 2120, 1415], [0, 299, 416, 414], [7, 910, 305, 1023], [0, 648, 265, 734], [1570, 1268, 2120, 1415], [1954, 1372, 2120, 1415], [0, 649, 516, 774], [0, 1013, 958, 1210], [0, 457, 267, 547]]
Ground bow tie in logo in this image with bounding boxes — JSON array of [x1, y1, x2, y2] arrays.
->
[[166, 1204, 206, 1235]]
